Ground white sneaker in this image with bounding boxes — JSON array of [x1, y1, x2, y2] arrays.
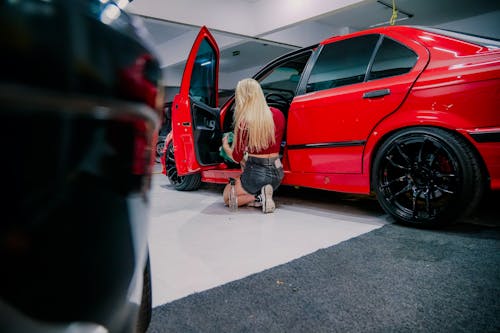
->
[[247, 195, 263, 207], [261, 184, 275, 213]]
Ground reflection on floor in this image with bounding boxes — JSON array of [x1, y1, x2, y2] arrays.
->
[[148, 170, 389, 307]]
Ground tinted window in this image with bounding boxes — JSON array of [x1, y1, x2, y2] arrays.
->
[[369, 37, 417, 80], [306, 35, 379, 93], [259, 52, 311, 98], [189, 38, 217, 107], [222, 52, 311, 131]]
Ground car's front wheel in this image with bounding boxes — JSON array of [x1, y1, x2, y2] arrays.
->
[[165, 142, 201, 191], [372, 127, 484, 226]]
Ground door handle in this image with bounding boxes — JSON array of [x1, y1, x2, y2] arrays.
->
[[182, 122, 191, 127], [363, 89, 391, 99]]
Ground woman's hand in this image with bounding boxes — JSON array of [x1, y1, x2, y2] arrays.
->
[[222, 133, 233, 151], [222, 132, 239, 164], [222, 135, 232, 157]]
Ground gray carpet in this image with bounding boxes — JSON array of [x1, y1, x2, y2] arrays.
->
[[148, 222, 500, 333]]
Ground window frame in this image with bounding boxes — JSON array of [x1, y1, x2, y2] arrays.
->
[[188, 38, 218, 108], [297, 34, 419, 95], [366, 36, 418, 82]]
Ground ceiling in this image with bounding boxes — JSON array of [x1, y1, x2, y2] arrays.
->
[[125, 0, 500, 91]]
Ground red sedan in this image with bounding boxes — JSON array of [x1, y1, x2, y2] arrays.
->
[[161, 25, 500, 226]]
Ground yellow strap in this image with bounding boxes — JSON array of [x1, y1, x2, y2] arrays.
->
[[390, 0, 398, 25]]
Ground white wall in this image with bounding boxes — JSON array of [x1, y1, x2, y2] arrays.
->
[[220, 65, 262, 90]]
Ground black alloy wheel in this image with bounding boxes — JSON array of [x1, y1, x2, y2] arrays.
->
[[373, 127, 484, 226], [166, 142, 201, 191]]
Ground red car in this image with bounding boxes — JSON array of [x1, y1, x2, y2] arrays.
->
[[161, 26, 500, 226]]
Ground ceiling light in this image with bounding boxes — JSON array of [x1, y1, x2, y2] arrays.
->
[[116, 0, 129, 9], [100, 3, 121, 25]]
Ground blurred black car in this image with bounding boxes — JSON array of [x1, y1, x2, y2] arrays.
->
[[0, 1, 162, 332]]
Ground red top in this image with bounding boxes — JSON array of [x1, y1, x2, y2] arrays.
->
[[232, 107, 285, 163]]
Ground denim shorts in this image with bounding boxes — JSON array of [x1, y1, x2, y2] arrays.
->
[[240, 156, 284, 195]]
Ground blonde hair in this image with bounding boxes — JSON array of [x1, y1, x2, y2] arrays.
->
[[233, 78, 275, 152]]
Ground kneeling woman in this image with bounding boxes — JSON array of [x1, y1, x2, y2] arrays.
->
[[222, 78, 285, 213]]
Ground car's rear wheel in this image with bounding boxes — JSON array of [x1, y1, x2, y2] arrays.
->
[[136, 255, 152, 333], [372, 127, 484, 226], [165, 142, 201, 191]]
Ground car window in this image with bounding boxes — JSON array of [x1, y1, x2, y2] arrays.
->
[[306, 35, 379, 93], [259, 52, 311, 98], [368, 37, 417, 80], [222, 52, 311, 132], [189, 38, 217, 107]]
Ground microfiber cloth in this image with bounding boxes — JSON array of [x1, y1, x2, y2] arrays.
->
[[219, 132, 235, 162]]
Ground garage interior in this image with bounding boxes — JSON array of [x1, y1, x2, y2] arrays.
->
[[127, 0, 500, 332], [127, 0, 500, 100]]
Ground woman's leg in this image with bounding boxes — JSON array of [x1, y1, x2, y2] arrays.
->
[[223, 177, 255, 206]]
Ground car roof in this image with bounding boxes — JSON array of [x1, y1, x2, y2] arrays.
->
[[320, 25, 500, 49]]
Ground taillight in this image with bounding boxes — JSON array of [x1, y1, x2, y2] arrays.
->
[[118, 54, 163, 112]]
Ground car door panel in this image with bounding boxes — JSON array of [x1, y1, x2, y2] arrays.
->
[[191, 98, 221, 165], [171, 26, 219, 175], [287, 33, 429, 174]]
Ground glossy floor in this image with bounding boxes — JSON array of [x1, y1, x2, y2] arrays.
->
[[148, 166, 389, 307]]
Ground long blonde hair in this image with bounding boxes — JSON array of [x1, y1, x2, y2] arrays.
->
[[233, 78, 275, 152]]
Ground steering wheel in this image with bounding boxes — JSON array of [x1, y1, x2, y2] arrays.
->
[[265, 93, 289, 110]]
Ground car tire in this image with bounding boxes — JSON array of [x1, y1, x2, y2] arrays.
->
[[155, 138, 165, 163], [372, 127, 484, 226], [165, 142, 201, 191], [136, 255, 152, 333]]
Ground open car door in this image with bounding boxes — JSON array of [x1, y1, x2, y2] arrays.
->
[[171, 26, 220, 176]]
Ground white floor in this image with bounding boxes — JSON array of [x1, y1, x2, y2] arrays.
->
[[148, 170, 389, 307]]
